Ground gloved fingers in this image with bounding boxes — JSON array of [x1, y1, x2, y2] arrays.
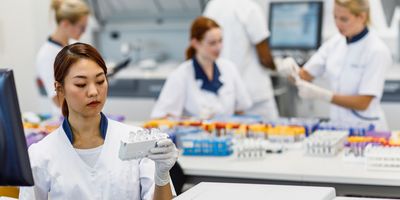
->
[[148, 151, 178, 160], [149, 145, 175, 154], [156, 138, 173, 147]]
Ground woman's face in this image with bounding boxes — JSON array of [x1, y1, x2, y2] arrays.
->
[[67, 15, 88, 40], [334, 4, 366, 38], [194, 27, 222, 62], [62, 58, 108, 118]]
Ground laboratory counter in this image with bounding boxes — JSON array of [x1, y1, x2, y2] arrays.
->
[[177, 149, 400, 198], [175, 182, 336, 200]]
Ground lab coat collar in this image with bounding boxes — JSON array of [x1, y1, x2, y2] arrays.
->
[[192, 56, 223, 94], [47, 36, 64, 47], [346, 27, 369, 44], [62, 112, 108, 144]]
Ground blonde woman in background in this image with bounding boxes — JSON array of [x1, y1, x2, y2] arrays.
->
[[36, 0, 89, 115], [294, 0, 392, 130]]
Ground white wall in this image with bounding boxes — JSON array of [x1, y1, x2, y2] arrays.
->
[[0, 0, 96, 114], [0, 0, 52, 113]]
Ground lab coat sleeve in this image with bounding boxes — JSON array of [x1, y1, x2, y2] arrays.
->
[[303, 39, 331, 78], [358, 47, 392, 97], [138, 158, 156, 200], [150, 69, 186, 118], [238, 2, 269, 44], [19, 144, 50, 200]]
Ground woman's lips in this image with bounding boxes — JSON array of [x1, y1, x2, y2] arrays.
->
[[87, 101, 100, 107]]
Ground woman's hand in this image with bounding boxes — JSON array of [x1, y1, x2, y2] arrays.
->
[[148, 139, 179, 186]]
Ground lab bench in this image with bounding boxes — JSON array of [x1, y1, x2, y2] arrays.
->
[[177, 149, 400, 198], [175, 182, 336, 200]]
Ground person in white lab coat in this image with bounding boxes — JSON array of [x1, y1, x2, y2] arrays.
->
[[36, 0, 90, 115], [294, 0, 392, 130], [203, 0, 297, 120], [20, 43, 178, 200], [151, 16, 253, 119]]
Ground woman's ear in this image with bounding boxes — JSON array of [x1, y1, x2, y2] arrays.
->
[[54, 81, 63, 95], [191, 39, 199, 50]]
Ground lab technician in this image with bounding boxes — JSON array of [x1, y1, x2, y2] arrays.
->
[[20, 43, 178, 199], [295, 0, 392, 130], [36, 0, 89, 115], [151, 16, 253, 119], [204, 0, 297, 120]]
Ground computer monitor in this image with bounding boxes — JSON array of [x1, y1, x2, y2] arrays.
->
[[268, 1, 323, 50], [0, 69, 34, 186]]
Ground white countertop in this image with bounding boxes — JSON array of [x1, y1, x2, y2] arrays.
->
[[178, 149, 400, 186], [175, 182, 336, 200], [111, 62, 400, 81], [112, 61, 179, 79]]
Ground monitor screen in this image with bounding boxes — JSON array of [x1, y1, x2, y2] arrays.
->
[[0, 69, 34, 186], [268, 1, 323, 50]]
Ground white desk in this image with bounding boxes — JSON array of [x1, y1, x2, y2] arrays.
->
[[178, 150, 400, 197], [175, 182, 335, 200]]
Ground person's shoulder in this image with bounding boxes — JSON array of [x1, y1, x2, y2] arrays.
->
[[365, 31, 391, 55], [28, 128, 63, 161], [326, 34, 344, 45], [237, 0, 261, 12], [36, 40, 62, 61]]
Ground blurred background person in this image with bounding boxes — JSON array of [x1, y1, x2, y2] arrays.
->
[[294, 0, 392, 130], [204, 0, 298, 120], [36, 0, 89, 116]]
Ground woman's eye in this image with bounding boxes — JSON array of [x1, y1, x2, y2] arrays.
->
[[97, 80, 105, 85], [75, 84, 86, 88]]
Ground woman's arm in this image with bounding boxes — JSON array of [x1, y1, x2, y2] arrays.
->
[[297, 69, 374, 110], [255, 39, 276, 70], [332, 94, 374, 111], [153, 184, 173, 200]]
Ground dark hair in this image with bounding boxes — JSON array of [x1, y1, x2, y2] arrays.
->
[[185, 16, 220, 60], [54, 42, 107, 117]]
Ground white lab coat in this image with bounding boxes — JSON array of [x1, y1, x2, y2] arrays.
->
[[304, 31, 392, 130], [19, 119, 156, 200], [151, 58, 252, 119], [36, 39, 63, 115], [204, 0, 279, 120]]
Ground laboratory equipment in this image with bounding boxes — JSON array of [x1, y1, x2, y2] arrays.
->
[[381, 72, 400, 130], [268, 1, 323, 51], [0, 69, 34, 186], [316, 120, 374, 136], [119, 128, 168, 160], [365, 144, 400, 171], [180, 133, 233, 156], [304, 130, 348, 157], [343, 131, 391, 162]]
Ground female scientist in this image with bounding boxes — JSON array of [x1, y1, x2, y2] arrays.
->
[[36, 0, 89, 114], [20, 43, 178, 199], [151, 16, 252, 119], [294, 0, 392, 130]]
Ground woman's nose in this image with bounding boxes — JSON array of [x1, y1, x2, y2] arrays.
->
[[87, 83, 98, 97]]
